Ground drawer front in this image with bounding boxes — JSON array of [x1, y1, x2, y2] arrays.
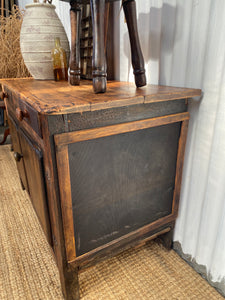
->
[[4, 87, 42, 137]]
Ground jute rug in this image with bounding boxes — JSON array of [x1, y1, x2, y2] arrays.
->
[[0, 144, 223, 300]]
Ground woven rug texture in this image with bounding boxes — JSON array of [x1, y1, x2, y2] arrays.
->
[[0, 145, 223, 300]]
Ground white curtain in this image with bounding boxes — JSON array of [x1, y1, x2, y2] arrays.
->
[[118, 0, 225, 294], [18, 0, 225, 295]]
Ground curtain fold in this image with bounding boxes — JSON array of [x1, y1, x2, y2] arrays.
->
[[119, 0, 225, 295]]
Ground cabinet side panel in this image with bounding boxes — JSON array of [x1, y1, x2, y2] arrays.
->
[[68, 122, 181, 256], [66, 99, 187, 132]]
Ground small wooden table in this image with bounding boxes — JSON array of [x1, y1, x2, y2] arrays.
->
[[0, 78, 201, 299]]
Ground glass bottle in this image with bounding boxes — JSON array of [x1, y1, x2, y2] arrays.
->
[[51, 37, 68, 81]]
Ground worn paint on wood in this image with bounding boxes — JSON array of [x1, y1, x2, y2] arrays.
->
[[0, 78, 201, 115]]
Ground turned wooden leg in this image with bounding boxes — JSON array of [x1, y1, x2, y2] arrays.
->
[[122, 0, 146, 88], [90, 0, 107, 93], [69, 1, 81, 85], [104, 3, 110, 48]]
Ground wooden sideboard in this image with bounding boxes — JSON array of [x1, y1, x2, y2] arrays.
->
[[0, 78, 201, 300]]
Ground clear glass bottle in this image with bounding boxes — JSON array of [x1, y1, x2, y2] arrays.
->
[[51, 37, 68, 81]]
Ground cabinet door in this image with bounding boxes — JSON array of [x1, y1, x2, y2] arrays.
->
[[19, 131, 52, 245], [8, 116, 29, 191], [55, 112, 189, 262]]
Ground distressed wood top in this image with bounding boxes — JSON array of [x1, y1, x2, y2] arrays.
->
[[0, 78, 201, 115]]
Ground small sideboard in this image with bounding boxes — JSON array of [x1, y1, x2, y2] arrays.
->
[[0, 78, 201, 300]]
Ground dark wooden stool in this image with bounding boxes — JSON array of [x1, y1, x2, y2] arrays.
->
[[62, 0, 146, 93]]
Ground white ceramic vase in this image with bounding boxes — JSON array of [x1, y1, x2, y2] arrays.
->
[[20, 3, 70, 80]]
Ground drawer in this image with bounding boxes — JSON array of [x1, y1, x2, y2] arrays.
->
[[4, 87, 42, 137]]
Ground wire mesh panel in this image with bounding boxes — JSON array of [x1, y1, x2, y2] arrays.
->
[[68, 122, 181, 256]]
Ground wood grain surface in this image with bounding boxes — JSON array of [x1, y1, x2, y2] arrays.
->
[[54, 112, 189, 146], [0, 79, 201, 115], [18, 131, 52, 244], [172, 119, 189, 215], [56, 144, 76, 262]]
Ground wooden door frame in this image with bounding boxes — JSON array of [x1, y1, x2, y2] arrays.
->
[[54, 112, 189, 263]]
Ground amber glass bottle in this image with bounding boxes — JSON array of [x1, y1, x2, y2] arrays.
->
[[51, 37, 68, 81]]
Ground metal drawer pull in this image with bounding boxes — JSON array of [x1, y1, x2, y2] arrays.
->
[[16, 107, 29, 122], [14, 152, 23, 162]]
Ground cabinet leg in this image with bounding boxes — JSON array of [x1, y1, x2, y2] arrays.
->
[[69, 1, 81, 85], [122, 0, 146, 88], [90, 0, 107, 93], [158, 227, 174, 250], [63, 266, 80, 300]]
